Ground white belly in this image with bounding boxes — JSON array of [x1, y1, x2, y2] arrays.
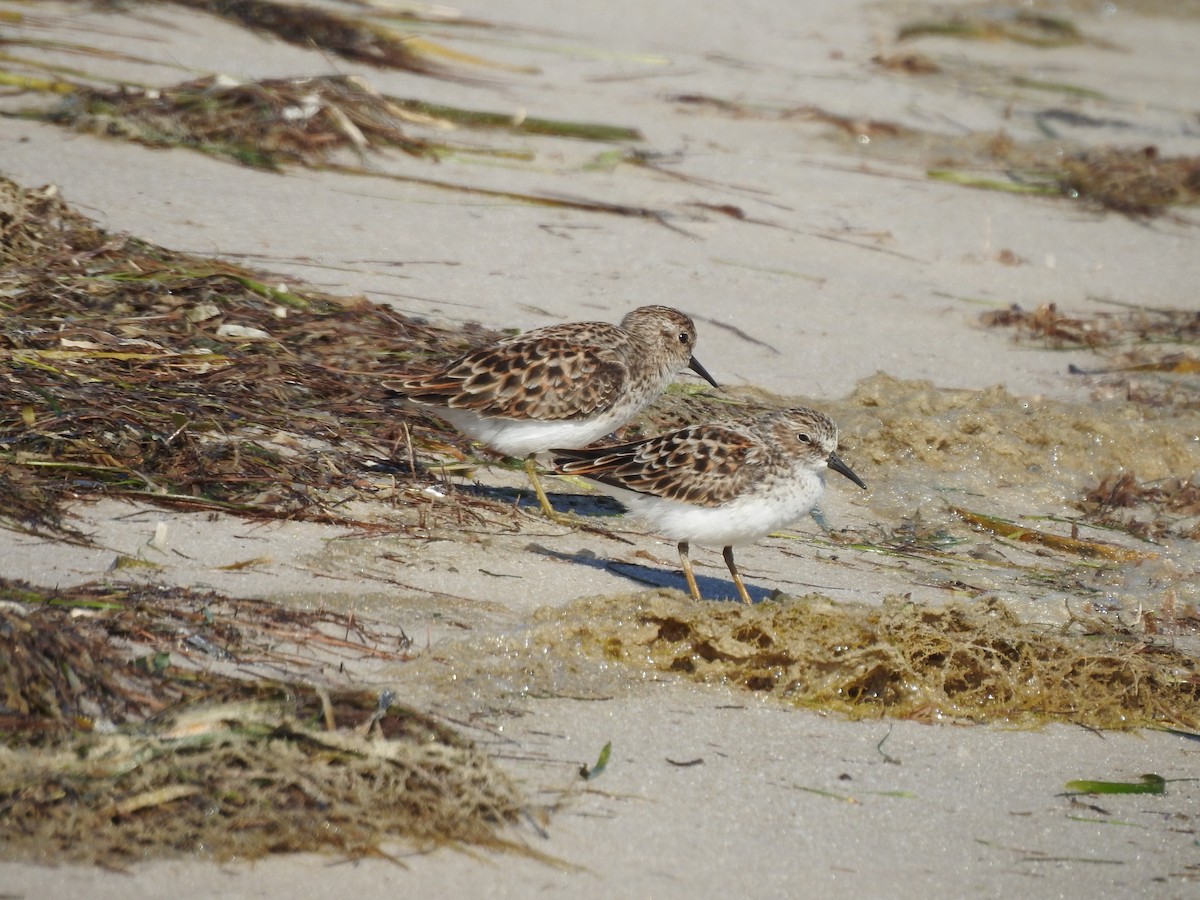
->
[[591, 474, 826, 547], [434, 406, 627, 457]]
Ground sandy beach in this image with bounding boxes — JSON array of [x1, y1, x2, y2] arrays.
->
[[2, 1, 1199, 896]]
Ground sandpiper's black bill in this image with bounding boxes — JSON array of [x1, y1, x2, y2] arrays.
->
[[688, 356, 720, 388], [828, 451, 867, 490]]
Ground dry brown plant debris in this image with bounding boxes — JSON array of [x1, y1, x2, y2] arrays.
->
[[45, 74, 432, 170], [0, 578, 527, 864], [0, 176, 533, 538], [981, 302, 1200, 408]]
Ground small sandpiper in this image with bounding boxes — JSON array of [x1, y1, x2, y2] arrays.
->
[[386, 305, 718, 519], [553, 407, 866, 602]]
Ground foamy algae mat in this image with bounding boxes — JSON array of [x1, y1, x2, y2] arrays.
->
[[526, 590, 1200, 729]]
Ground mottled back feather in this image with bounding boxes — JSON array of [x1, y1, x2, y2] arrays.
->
[[394, 323, 632, 421], [555, 423, 765, 507]]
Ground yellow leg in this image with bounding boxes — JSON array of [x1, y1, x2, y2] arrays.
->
[[678, 541, 703, 601], [523, 454, 567, 522], [723, 545, 752, 604]]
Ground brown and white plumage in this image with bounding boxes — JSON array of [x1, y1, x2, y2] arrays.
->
[[554, 408, 866, 602], [395, 321, 656, 433], [386, 306, 718, 518]]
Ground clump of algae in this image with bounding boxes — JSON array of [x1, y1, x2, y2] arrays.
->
[[0, 591, 527, 865], [0, 687, 526, 865], [534, 591, 1199, 729], [841, 373, 1200, 484]]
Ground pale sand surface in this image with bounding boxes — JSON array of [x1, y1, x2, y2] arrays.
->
[[2, 1, 1199, 897]]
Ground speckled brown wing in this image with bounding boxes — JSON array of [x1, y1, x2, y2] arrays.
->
[[554, 424, 764, 507], [395, 324, 630, 421]]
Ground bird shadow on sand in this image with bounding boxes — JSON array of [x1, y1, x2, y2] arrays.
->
[[460, 483, 775, 602], [527, 516, 777, 605], [463, 483, 622, 517], [605, 559, 775, 604]]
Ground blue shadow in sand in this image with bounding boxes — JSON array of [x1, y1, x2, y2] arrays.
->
[[605, 559, 776, 605], [530, 519, 776, 605], [463, 483, 623, 517]]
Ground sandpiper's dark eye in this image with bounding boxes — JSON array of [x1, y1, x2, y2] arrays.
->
[[797, 433, 811, 444], [677, 331, 690, 344]]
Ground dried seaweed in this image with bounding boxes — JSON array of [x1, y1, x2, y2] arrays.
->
[[670, 93, 915, 141], [2, 593, 209, 731], [0, 176, 545, 537], [385, 97, 642, 142], [871, 52, 941, 75], [1058, 147, 1200, 215], [11, 73, 677, 224], [538, 591, 1200, 729], [42, 74, 434, 170], [27, 72, 644, 171], [950, 506, 1157, 562], [672, 86, 1198, 220], [0, 576, 412, 731], [0, 466, 90, 543], [0, 578, 530, 864], [667, 87, 1199, 218], [1, 688, 525, 864], [1079, 472, 1200, 542], [170, 0, 451, 76], [932, 145, 1200, 216], [981, 302, 1200, 408], [836, 513, 971, 571], [980, 302, 1200, 349], [0, 176, 719, 537], [898, 9, 1091, 48]]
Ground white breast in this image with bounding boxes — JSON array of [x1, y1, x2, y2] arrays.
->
[[434, 407, 628, 457], [588, 472, 827, 547]]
